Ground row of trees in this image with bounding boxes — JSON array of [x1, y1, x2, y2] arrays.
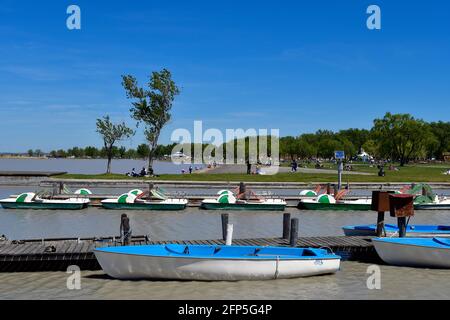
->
[[47, 144, 177, 160], [280, 113, 450, 166], [46, 112, 449, 169]]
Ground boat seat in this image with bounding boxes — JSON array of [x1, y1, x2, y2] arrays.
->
[[301, 249, 317, 257]]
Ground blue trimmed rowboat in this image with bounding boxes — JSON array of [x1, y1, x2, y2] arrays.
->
[[373, 237, 450, 268], [343, 224, 450, 237], [94, 244, 341, 280]]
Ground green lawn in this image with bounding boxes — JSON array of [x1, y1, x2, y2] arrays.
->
[[56, 164, 450, 183]]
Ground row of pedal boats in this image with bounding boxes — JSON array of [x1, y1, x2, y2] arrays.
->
[[94, 236, 450, 280], [1, 185, 449, 211], [0, 188, 286, 210]]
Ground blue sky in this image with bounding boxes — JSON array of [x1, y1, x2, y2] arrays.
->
[[0, 0, 449, 152]]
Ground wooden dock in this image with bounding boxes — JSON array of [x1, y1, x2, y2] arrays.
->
[[0, 235, 378, 272]]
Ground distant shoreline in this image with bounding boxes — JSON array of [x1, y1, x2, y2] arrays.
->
[[0, 156, 173, 161]]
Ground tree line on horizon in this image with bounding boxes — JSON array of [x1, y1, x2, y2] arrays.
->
[[38, 112, 449, 167], [280, 113, 449, 166]]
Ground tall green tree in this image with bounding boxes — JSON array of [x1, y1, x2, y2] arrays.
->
[[372, 112, 435, 166], [428, 121, 450, 159], [136, 143, 150, 159], [338, 128, 370, 154], [96, 115, 134, 173], [122, 69, 180, 172]]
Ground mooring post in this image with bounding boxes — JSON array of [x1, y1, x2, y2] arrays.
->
[[337, 160, 343, 190], [221, 213, 229, 241], [289, 218, 299, 247], [398, 217, 407, 238], [226, 224, 234, 245], [376, 211, 385, 237], [282, 213, 291, 240]]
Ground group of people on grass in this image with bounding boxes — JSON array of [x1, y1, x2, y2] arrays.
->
[[246, 159, 266, 175], [125, 167, 154, 177]]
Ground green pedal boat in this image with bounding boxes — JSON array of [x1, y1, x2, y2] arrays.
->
[[298, 194, 372, 211], [0, 192, 90, 210], [200, 189, 286, 211], [101, 190, 188, 210]]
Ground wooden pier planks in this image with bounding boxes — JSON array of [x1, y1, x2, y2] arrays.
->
[[0, 235, 378, 272]]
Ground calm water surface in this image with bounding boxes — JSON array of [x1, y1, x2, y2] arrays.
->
[[1, 186, 450, 299]]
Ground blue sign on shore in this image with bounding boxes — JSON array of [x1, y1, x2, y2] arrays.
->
[[334, 151, 345, 160]]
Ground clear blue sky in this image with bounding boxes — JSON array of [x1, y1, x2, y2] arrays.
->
[[0, 0, 449, 152]]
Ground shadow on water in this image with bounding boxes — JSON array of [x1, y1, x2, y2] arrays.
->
[[83, 273, 196, 282]]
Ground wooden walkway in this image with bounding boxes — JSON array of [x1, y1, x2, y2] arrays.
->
[[0, 235, 377, 272]]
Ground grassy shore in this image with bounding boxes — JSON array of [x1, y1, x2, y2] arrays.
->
[[56, 164, 450, 183]]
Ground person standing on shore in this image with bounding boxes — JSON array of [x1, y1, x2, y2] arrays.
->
[[120, 213, 132, 245], [246, 159, 251, 174], [291, 159, 298, 172]]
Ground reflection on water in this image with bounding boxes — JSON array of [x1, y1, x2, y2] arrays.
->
[[1, 186, 450, 299], [1, 262, 450, 300]]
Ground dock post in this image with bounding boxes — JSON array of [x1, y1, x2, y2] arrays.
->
[[282, 213, 291, 240], [226, 224, 234, 245], [289, 218, 299, 247], [376, 211, 385, 237], [398, 217, 407, 238], [221, 213, 229, 241]]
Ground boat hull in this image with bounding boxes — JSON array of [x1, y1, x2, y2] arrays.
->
[[373, 238, 450, 268], [94, 250, 340, 280], [200, 202, 285, 211], [101, 202, 186, 210], [0, 201, 87, 210], [298, 202, 371, 211]]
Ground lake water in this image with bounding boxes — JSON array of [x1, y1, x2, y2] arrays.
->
[[0, 158, 200, 174], [1, 185, 450, 299]]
